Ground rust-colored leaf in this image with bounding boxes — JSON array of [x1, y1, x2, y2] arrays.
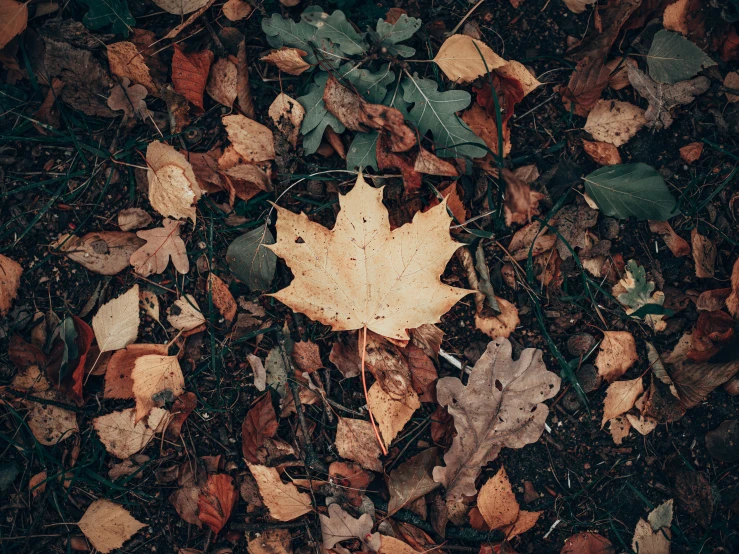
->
[[171, 44, 214, 112], [197, 473, 237, 534], [241, 393, 278, 464]]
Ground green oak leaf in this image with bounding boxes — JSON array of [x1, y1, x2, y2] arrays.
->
[[77, 0, 135, 37], [297, 73, 345, 154], [374, 14, 421, 57], [647, 30, 716, 84], [582, 163, 678, 220], [346, 131, 379, 171], [262, 9, 345, 68], [338, 63, 395, 103], [302, 9, 368, 56], [401, 74, 487, 159]]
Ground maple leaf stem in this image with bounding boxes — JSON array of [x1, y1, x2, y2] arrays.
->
[[361, 325, 387, 455]]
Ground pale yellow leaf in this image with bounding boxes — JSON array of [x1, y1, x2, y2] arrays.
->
[[602, 377, 644, 428], [367, 383, 420, 448], [78, 499, 146, 554], [632, 518, 671, 554], [378, 535, 422, 554], [92, 285, 140, 353], [609, 415, 631, 444], [247, 463, 312, 521], [223, 114, 275, 163], [261, 48, 311, 76], [167, 294, 205, 331], [584, 99, 647, 147], [434, 34, 506, 84], [93, 407, 169, 459], [146, 141, 202, 223], [595, 331, 638, 382], [26, 390, 78, 446], [131, 355, 185, 421]]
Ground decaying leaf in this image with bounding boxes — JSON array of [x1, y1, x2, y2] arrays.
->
[[93, 407, 169, 459], [268, 173, 471, 341], [477, 466, 518, 529], [387, 448, 440, 514], [222, 0, 253, 21], [131, 354, 185, 421], [167, 294, 205, 331], [584, 99, 647, 147], [433, 34, 506, 84], [104, 344, 169, 399], [679, 142, 703, 164], [130, 219, 189, 277], [107, 78, 152, 120], [602, 377, 644, 427], [247, 463, 312, 521], [198, 473, 237, 534], [649, 221, 690, 257], [691, 228, 716, 278], [52, 232, 145, 275], [0, 254, 22, 317], [242, 393, 278, 464], [269, 92, 305, 148], [78, 499, 146, 554], [582, 139, 622, 166], [595, 331, 638, 382], [367, 383, 420, 447], [223, 114, 275, 163], [612, 260, 667, 331], [261, 48, 311, 75], [118, 208, 153, 232], [669, 359, 739, 408], [93, 285, 140, 353], [0, 0, 28, 51], [171, 44, 214, 111], [433, 338, 560, 500], [320, 503, 379, 552], [335, 417, 383, 471], [727, 258, 739, 318], [107, 41, 159, 95], [562, 0, 596, 13], [25, 389, 79, 446], [146, 141, 202, 223], [208, 273, 237, 323], [152, 0, 211, 15], [632, 500, 673, 554], [207, 58, 238, 108], [561, 532, 615, 554]]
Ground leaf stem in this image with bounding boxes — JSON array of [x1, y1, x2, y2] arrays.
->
[[361, 325, 387, 456]]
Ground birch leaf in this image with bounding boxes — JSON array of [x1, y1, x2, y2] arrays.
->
[[433, 34, 506, 84], [131, 355, 185, 421], [78, 499, 146, 554], [93, 285, 140, 353]]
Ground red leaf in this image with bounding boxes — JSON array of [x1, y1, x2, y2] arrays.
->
[[474, 73, 524, 124], [172, 44, 214, 112], [376, 135, 421, 194], [46, 316, 93, 405], [9, 334, 47, 369], [689, 310, 735, 362], [197, 473, 237, 534], [165, 392, 197, 440], [241, 393, 278, 464]]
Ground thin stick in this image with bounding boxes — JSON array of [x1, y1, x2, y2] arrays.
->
[[361, 325, 387, 455]]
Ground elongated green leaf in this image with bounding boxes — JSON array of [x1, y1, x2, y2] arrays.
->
[[647, 30, 716, 84], [77, 0, 135, 37], [583, 163, 678, 220], [402, 74, 487, 159], [338, 63, 395, 103], [347, 131, 379, 171], [302, 9, 368, 56], [375, 14, 421, 57], [226, 226, 277, 291]]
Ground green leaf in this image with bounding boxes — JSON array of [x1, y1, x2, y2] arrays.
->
[[374, 14, 421, 57], [338, 63, 395, 103], [76, 0, 135, 37], [401, 74, 487, 159], [262, 9, 344, 68], [226, 226, 277, 291], [582, 163, 678, 220], [647, 30, 716, 84], [297, 73, 345, 154], [58, 317, 79, 383], [617, 260, 658, 311], [347, 131, 379, 171], [302, 9, 368, 56]]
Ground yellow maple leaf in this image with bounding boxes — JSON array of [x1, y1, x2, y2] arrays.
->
[[268, 174, 472, 341]]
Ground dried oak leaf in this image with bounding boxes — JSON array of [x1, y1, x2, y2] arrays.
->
[[78, 499, 146, 554], [261, 48, 311, 75], [501, 167, 544, 226], [242, 393, 278, 464], [130, 219, 189, 277], [414, 147, 458, 177], [52, 231, 144, 275], [268, 174, 471, 341], [433, 337, 560, 500], [247, 463, 312, 521], [146, 141, 202, 223], [320, 503, 380, 552], [107, 41, 159, 95], [0, 253, 22, 317], [198, 473, 237, 534], [171, 44, 214, 112], [627, 64, 710, 130], [107, 78, 152, 120]]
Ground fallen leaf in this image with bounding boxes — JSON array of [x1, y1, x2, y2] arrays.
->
[[29, 471, 47, 498], [292, 341, 322, 373], [222, 0, 252, 21], [118, 208, 153, 231], [207, 58, 238, 108], [562, 0, 596, 13], [146, 141, 202, 223], [104, 344, 168, 399], [688, 310, 734, 362], [632, 517, 670, 554], [261, 48, 311, 75], [247, 463, 312, 521], [78, 499, 146, 554], [364, 331, 413, 399], [93, 407, 168, 459], [609, 415, 631, 444], [0, 0, 27, 50], [247, 354, 267, 391], [165, 392, 197, 440], [367, 383, 420, 447], [247, 529, 293, 554], [131, 354, 186, 421], [242, 393, 278, 464], [46, 315, 93, 404], [407, 343, 438, 402], [497, 60, 541, 96], [223, 114, 275, 163], [561, 532, 615, 554], [167, 294, 205, 331], [501, 167, 544, 226], [705, 419, 739, 462], [269, 92, 305, 147], [388, 448, 440, 514], [584, 99, 647, 147], [52, 232, 144, 275], [93, 285, 140, 353], [612, 259, 667, 331], [433, 338, 560, 500], [329, 461, 373, 506], [602, 377, 644, 428], [378, 535, 422, 554], [669, 359, 739, 408], [461, 102, 512, 161], [663, 0, 689, 34], [478, 466, 519, 529], [107, 41, 158, 95], [679, 142, 703, 163], [628, 64, 710, 129], [320, 503, 379, 552], [152, 0, 211, 14], [433, 34, 506, 83], [691, 228, 716, 278], [695, 288, 730, 312], [130, 219, 189, 277], [0, 254, 22, 317], [582, 139, 622, 165], [507, 221, 557, 261], [198, 473, 237, 533], [727, 258, 739, 317], [25, 389, 78, 446], [724, 71, 739, 103], [649, 221, 690, 257], [204, 273, 236, 323], [160, 84, 191, 132], [171, 44, 214, 111], [335, 417, 384, 471], [595, 331, 638, 382], [268, 173, 471, 341]]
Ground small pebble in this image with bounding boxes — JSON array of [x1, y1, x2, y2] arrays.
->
[[567, 333, 595, 357]]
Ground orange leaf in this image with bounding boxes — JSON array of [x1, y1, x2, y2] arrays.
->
[[197, 473, 237, 534], [172, 44, 214, 112]]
